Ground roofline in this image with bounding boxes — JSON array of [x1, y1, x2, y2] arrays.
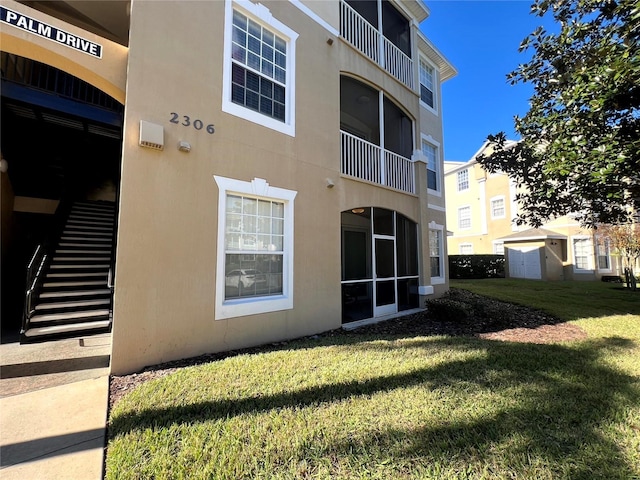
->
[[443, 138, 518, 175], [417, 29, 457, 82]]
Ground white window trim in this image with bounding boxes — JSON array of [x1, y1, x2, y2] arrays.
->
[[493, 241, 504, 255], [428, 222, 446, 285], [571, 235, 594, 273], [214, 175, 297, 319], [458, 205, 471, 230], [457, 169, 469, 192], [490, 195, 506, 219], [222, 0, 298, 137], [595, 235, 613, 273], [421, 134, 441, 196], [459, 243, 473, 255], [418, 55, 438, 115]]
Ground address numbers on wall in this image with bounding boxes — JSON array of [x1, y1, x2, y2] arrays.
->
[[170, 113, 215, 134]]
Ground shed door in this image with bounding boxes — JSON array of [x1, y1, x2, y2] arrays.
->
[[508, 247, 541, 280]]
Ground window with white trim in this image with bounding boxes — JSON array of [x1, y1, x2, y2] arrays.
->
[[493, 241, 504, 255], [429, 228, 443, 278], [214, 176, 297, 319], [572, 236, 593, 271], [491, 196, 506, 219], [419, 58, 435, 109], [460, 243, 473, 254], [223, 0, 298, 136], [458, 206, 471, 229], [596, 237, 611, 271], [457, 169, 469, 191], [422, 141, 439, 192]]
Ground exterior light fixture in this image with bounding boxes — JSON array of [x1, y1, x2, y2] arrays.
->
[[351, 208, 365, 214]]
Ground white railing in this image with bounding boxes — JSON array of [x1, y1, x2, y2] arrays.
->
[[340, 0, 379, 65], [340, 1, 414, 90], [384, 150, 415, 193], [341, 131, 415, 194], [382, 37, 414, 89]]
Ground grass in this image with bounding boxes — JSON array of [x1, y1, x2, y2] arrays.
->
[[106, 280, 640, 479]]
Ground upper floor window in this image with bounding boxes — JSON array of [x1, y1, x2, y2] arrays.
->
[[223, 0, 298, 136], [422, 141, 439, 192], [419, 59, 435, 109], [457, 169, 469, 191], [458, 206, 471, 229], [491, 196, 506, 219]]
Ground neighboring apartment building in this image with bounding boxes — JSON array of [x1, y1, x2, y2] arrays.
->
[[444, 141, 625, 282], [0, 0, 455, 374]]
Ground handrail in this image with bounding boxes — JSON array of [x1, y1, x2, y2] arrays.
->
[[22, 249, 48, 335], [20, 198, 72, 337]]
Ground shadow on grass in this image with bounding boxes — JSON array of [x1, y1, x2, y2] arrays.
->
[[109, 335, 640, 478]]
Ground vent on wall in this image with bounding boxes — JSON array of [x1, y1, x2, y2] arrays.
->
[[139, 120, 164, 150]]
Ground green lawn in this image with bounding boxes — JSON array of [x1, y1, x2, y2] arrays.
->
[[106, 280, 640, 480]]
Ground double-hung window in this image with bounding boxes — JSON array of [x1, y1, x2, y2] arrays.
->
[[422, 141, 439, 192], [419, 59, 435, 109], [429, 228, 443, 279], [223, 0, 298, 136], [458, 206, 471, 229], [596, 237, 611, 271], [491, 196, 505, 219], [572, 237, 593, 271], [457, 169, 469, 191], [214, 176, 297, 319]]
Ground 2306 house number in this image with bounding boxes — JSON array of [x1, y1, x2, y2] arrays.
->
[[170, 113, 215, 134]]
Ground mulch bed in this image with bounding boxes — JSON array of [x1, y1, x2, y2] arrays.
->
[[109, 288, 587, 410]]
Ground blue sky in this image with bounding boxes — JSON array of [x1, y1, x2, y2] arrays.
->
[[420, 1, 558, 161]]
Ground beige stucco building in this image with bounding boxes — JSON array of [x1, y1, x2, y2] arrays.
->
[[444, 141, 625, 282], [1, 0, 455, 374]]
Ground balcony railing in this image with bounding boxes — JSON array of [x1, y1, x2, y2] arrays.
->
[[341, 130, 415, 194], [340, 1, 414, 89]]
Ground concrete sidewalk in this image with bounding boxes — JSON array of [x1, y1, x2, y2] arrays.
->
[[0, 333, 111, 480]]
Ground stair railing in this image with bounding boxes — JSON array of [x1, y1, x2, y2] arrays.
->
[[20, 198, 73, 338], [22, 246, 48, 334]]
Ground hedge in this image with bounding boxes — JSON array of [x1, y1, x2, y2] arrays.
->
[[448, 254, 505, 279]]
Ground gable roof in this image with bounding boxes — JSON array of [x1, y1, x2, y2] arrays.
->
[[499, 228, 567, 242]]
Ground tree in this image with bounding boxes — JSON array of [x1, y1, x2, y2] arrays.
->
[[599, 223, 640, 289], [478, 0, 640, 228]]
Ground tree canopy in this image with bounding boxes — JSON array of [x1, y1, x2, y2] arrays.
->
[[478, 0, 640, 228]]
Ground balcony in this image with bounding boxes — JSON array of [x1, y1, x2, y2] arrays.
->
[[341, 131, 415, 194], [340, 76, 415, 194], [340, 0, 414, 89]]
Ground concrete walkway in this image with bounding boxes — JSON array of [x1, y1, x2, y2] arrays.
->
[[0, 333, 111, 480]]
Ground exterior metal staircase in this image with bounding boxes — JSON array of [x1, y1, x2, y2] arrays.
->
[[21, 200, 116, 342]]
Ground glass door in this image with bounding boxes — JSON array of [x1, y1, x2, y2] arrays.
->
[[374, 237, 396, 316]]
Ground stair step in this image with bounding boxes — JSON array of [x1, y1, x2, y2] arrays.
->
[[63, 224, 113, 232], [63, 230, 112, 237], [71, 207, 114, 215], [53, 256, 111, 262], [30, 309, 111, 323], [35, 298, 110, 310], [56, 249, 111, 254], [47, 272, 107, 278], [43, 280, 106, 287], [60, 236, 112, 243], [58, 242, 112, 248], [40, 289, 111, 299], [50, 263, 110, 269], [24, 320, 111, 337]]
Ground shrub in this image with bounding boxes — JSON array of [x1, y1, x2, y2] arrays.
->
[[425, 298, 473, 323], [449, 255, 505, 279]]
